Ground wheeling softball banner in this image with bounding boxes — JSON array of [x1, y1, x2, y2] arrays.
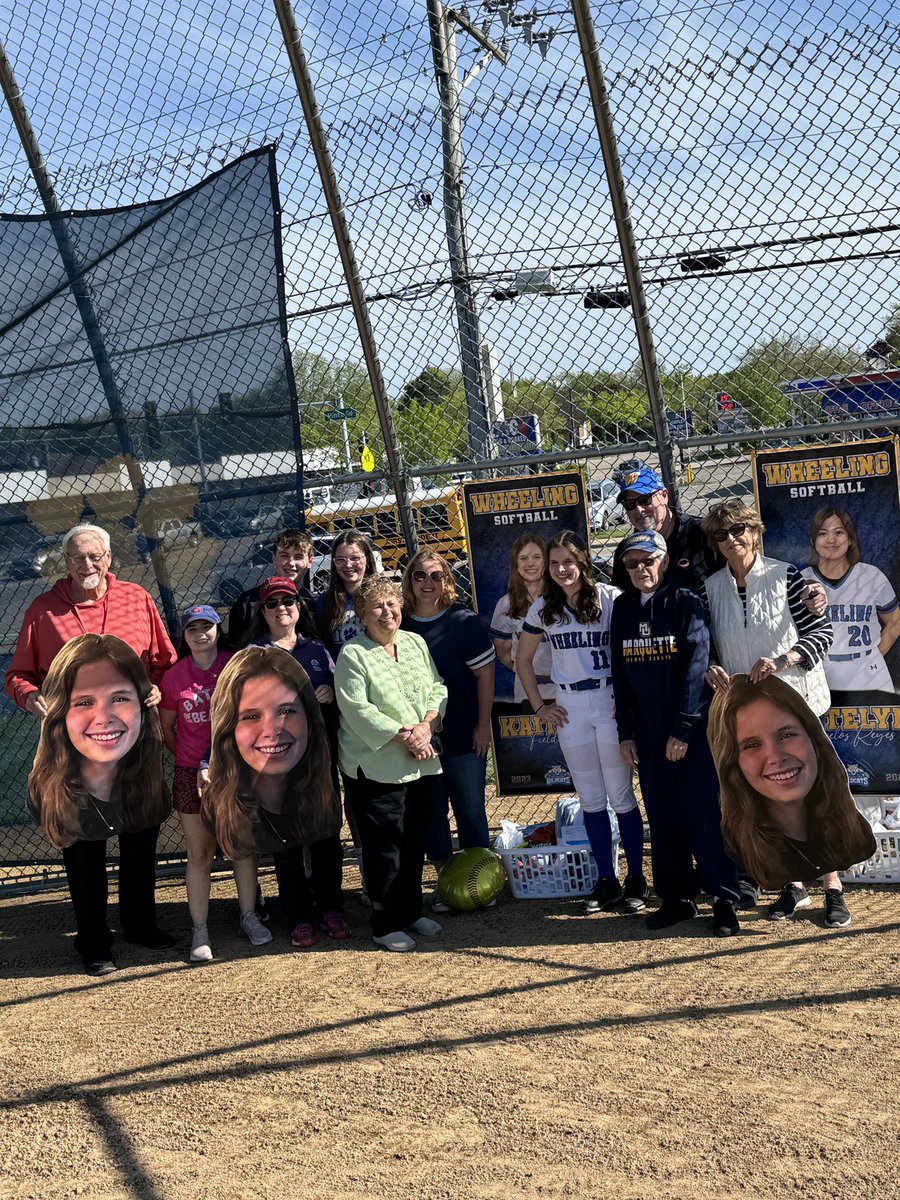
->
[[461, 471, 589, 796], [753, 438, 900, 793]]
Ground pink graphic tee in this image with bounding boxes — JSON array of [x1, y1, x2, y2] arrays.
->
[[159, 651, 232, 767]]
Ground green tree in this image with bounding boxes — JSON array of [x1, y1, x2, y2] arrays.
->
[[398, 366, 463, 409]]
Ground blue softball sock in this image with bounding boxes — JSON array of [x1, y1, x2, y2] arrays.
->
[[582, 808, 616, 879], [616, 805, 645, 877]]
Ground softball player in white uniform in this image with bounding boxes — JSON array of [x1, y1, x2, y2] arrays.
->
[[804, 507, 900, 693], [802, 562, 898, 690], [516, 532, 646, 910]]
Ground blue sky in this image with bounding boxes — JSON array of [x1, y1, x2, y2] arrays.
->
[[1, 0, 899, 418]]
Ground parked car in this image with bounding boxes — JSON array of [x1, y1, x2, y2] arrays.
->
[[610, 458, 648, 484], [0, 532, 62, 582], [587, 479, 624, 530]]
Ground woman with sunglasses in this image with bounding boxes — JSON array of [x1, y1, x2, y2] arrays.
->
[[400, 550, 495, 885], [245, 577, 349, 945], [702, 499, 837, 920]]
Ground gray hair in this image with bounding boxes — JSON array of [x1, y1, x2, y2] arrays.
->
[[61, 524, 111, 555]]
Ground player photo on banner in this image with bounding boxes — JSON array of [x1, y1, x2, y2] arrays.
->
[[753, 438, 900, 793], [461, 470, 589, 796]]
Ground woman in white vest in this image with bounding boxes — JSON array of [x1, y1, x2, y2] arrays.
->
[[701, 500, 848, 924]]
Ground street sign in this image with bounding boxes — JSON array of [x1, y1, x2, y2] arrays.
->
[[360, 446, 376, 472], [324, 407, 357, 421]]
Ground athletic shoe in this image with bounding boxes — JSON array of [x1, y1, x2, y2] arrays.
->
[[645, 899, 698, 930], [84, 958, 117, 977], [431, 895, 452, 914], [583, 876, 625, 915], [622, 874, 650, 913], [290, 922, 317, 949], [123, 927, 177, 949], [239, 910, 274, 946], [407, 916, 442, 938], [254, 884, 270, 924], [735, 874, 759, 911], [711, 898, 740, 937], [373, 930, 416, 952], [767, 884, 812, 920], [823, 889, 851, 928], [320, 910, 351, 940], [189, 925, 214, 963]]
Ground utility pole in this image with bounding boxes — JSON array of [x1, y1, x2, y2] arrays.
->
[[426, 1, 507, 466]]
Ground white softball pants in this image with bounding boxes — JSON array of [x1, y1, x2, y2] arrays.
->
[[554, 687, 637, 815]]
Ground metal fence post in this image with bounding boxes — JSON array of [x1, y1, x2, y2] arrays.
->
[[272, 0, 418, 555], [569, 0, 680, 507], [0, 40, 180, 632]]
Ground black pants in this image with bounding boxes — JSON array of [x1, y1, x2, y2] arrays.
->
[[637, 741, 740, 904], [273, 833, 344, 927], [343, 769, 432, 937], [61, 824, 161, 962]]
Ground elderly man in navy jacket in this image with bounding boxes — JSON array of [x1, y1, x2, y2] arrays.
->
[[610, 530, 740, 936]]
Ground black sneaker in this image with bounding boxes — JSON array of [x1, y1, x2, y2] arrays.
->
[[735, 873, 759, 911], [645, 898, 698, 930], [583, 876, 625, 914], [712, 898, 740, 937], [823, 888, 851, 928], [84, 958, 117, 977], [622, 874, 650, 913], [767, 884, 811, 920], [255, 883, 270, 924]]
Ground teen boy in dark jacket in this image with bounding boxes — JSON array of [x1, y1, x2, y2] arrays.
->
[[610, 530, 740, 936]]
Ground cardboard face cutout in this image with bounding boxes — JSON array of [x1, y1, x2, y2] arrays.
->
[[707, 675, 875, 888], [27, 634, 169, 847], [201, 647, 340, 858]]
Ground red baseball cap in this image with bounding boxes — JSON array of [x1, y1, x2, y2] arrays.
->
[[259, 576, 299, 604]]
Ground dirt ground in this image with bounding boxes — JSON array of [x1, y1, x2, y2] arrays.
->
[[1, 859, 897, 1200]]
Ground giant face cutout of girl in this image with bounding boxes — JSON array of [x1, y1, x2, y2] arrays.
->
[[233, 674, 309, 779], [64, 659, 143, 767]]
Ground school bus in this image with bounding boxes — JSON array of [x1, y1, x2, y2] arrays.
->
[[304, 486, 467, 570]]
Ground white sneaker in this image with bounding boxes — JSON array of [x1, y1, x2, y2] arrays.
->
[[373, 930, 417, 952], [239, 910, 273, 947], [189, 925, 214, 963], [407, 916, 442, 938]]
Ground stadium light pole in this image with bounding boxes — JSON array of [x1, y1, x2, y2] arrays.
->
[[569, 0, 680, 508], [0, 39, 180, 632]]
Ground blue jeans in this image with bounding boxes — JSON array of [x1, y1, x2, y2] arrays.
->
[[427, 752, 490, 863]]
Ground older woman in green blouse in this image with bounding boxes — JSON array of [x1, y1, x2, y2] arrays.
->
[[335, 576, 448, 952]]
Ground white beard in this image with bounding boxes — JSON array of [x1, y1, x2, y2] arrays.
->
[[80, 573, 101, 591]]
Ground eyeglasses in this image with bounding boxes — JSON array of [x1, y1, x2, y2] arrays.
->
[[412, 570, 444, 584], [333, 556, 365, 568], [65, 552, 107, 566], [624, 558, 658, 571], [264, 596, 297, 609], [621, 493, 660, 512], [712, 523, 748, 543]]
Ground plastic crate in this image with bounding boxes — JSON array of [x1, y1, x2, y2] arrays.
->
[[840, 832, 900, 884], [497, 844, 599, 899]]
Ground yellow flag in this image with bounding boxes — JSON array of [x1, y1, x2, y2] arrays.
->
[[361, 446, 375, 472]]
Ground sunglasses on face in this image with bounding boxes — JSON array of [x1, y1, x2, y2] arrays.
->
[[264, 596, 297, 609], [621, 493, 659, 512], [712, 523, 748, 543], [412, 570, 444, 584], [624, 558, 658, 571]]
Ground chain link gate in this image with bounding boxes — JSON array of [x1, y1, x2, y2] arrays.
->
[[1, 0, 898, 888]]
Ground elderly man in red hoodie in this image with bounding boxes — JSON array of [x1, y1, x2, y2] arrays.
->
[[6, 523, 176, 716], [6, 523, 178, 971]]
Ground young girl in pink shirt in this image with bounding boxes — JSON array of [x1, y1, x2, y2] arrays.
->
[[160, 605, 271, 962]]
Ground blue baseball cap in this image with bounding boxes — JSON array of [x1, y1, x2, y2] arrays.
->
[[619, 530, 668, 558], [618, 467, 665, 500], [180, 603, 221, 631]]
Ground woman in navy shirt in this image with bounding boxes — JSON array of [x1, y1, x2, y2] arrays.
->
[[401, 550, 495, 881]]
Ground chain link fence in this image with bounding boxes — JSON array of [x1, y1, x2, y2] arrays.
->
[[1, 0, 899, 886]]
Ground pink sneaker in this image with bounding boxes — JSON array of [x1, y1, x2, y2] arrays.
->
[[320, 910, 351, 940], [290, 922, 317, 948]]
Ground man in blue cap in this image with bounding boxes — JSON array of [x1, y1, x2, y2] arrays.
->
[[611, 468, 716, 595]]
